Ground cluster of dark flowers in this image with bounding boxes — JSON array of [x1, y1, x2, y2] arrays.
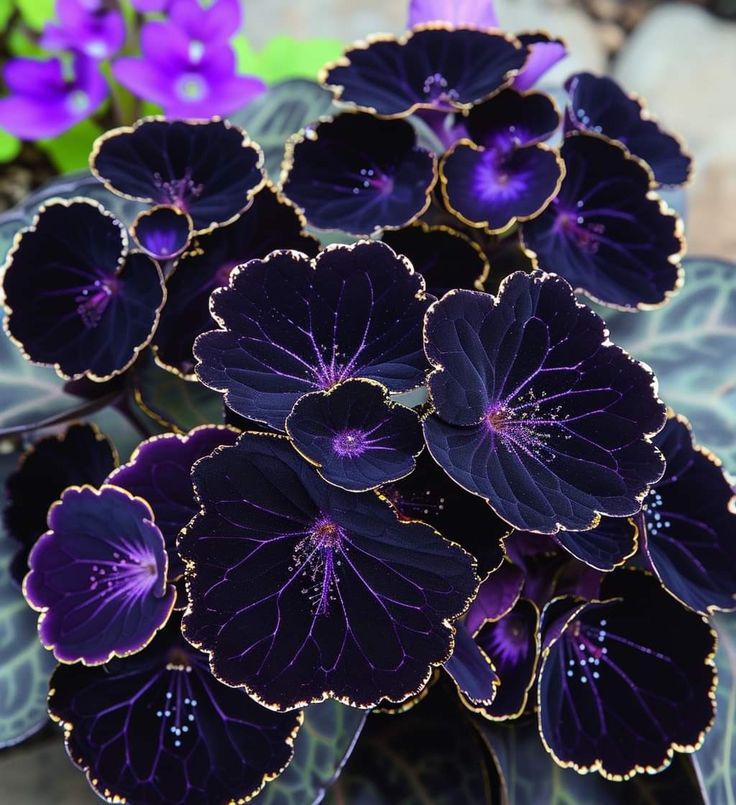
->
[[0, 0, 733, 802], [0, 0, 264, 140]]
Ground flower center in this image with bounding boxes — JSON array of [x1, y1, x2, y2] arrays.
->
[[66, 89, 90, 114], [422, 72, 459, 107], [331, 428, 368, 458], [75, 277, 119, 329], [291, 516, 345, 616], [175, 73, 208, 102]]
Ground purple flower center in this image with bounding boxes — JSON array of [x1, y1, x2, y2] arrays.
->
[[87, 543, 160, 599], [158, 649, 200, 750], [175, 73, 208, 103], [422, 72, 459, 107], [474, 151, 527, 202], [486, 612, 530, 664], [292, 516, 346, 616], [331, 428, 368, 458], [351, 166, 394, 197], [642, 487, 671, 538], [554, 203, 606, 255], [563, 618, 609, 685], [153, 170, 204, 208], [66, 89, 91, 114], [75, 276, 119, 328]]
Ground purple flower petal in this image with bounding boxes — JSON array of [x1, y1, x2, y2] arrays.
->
[[2, 199, 165, 381], [521, 133, 684, 309], [538, 570, 716, 779], [465, 561, 525, 634], [23, 485, 176, 665], [194, 241, 432, 430], [565, 72, 692, 187], [513, 33, 568, 91], [443, 621, 499, 706], [48, 616, 301, 804], [281, 113, 437, 236], [131, 205, 192, 260], [152, 185, 318, 378], [285, 379, 424, 492], [407, 0, 500, 29], [92, 118, 264, 233], [642, 415, 736, 615], [40, 0, 126, 60], [322, 28, 526, 117], [423, 272, 666, 533], [472, 598, 539, 719], [169, 0, 241, 45], [107, 426, 239, 581], [180, 433, 479, 710]]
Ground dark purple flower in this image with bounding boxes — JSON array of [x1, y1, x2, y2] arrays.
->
[[322, 27, 526, 118], [23, 485, 176, 665], [108, 426, 239, 581], [285, 379, 424, 492], [91, 117, 264, 233], [169, 0, 241, 46], [423, 271, 667, 533], [112, 21, 264, 119], [565, 72, 692, 187], [180, 432, 479, 710], [464, 561, 524, 634], [280, 113, 437, 236], [151, 185, 318, 378], [131, 205, 192, 260], [2, 199, 165, 381], [48, 616, 302, 805], [521, 133, 684, 310], [443, 621, 499, 707], [41, 0, 126, 61], [384, 451, 507, 580], [4, 424, 117, 585], [0, 54, 107, 140], [382, 223, 490, 296], [405, 4, 566, 91], [640, 415, 736, 615], [194, 241, 432, 430], [538, 570, 716, 779], [441, 89, 563, 232], [550, 515, 638, 571], [471, 598, 539, 719]]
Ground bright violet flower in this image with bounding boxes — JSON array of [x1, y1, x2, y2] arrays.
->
[[168, 0, 242, 46], [40, 0, 126, 61], [0, 54, 107, 140], [112, 20, 264, 118], [130, 0, 170, 11]]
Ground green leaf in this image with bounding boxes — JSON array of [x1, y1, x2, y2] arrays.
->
[[38, 118, 105, 174], [234, 35, 343, 84], [479, 717, 704, 805], [228, 78, 336, 178], [132, 353, 224, 434], [0, 317, 73, 434], [596, 257, 736, 473], [0, 0, 13, 29], [14, 0, 55, 30], [0, 130, 21, 163], [692, 614, 736, 804], [0, 450, 56, 748], [325, 687, 500, 804], [253, 700, 367, 804]]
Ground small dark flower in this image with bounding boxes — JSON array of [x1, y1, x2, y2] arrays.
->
[[521, 133, 684, 309], [2, 199, 165, 381]]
